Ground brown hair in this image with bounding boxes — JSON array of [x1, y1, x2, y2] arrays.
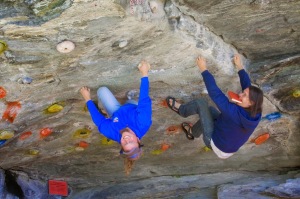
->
[[248, 86, 264, 117], [124, 158, 135, 175]]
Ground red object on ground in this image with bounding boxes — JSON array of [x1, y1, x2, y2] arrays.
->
[[40, 128, 52, 138], [0, 87, 6, 98], [227, 91, 242, 103], [19, 131, 32, 140], [253, 133, 270, 145], [48, 180, 68, 196], [2, 101, 21, 123], [78, 141, 89, 148]]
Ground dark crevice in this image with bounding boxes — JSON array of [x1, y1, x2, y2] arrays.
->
[[5, 170, 24, 198]]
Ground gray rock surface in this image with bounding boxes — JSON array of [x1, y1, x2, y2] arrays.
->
[[0, 0, 299, 198]]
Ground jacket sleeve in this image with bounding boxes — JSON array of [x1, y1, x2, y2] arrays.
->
[[201, 70, 239, 118], [86, 100, 121, 142], [135, 77, 152, 137], [238, 69, 251, 90]]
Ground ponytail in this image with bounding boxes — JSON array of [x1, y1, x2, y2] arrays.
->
[[124, 158, 135, 175]]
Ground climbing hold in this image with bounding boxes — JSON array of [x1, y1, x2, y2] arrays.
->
[[159, 99, 168, 108], [2, 101, 21, 123], [0, 130, 14, 139], [19, 131, 32, 140], [78, 141, 89, 148], [166, 125, 180, 135], [28, 149, 39, 155], [0, 40, 8, 54], [17, 77, 33, 84], [56, 40, 75, 53], [161, 143, 171, 151], [151, 149, 163, 155], [46, 103, 64, 113], [293, 90, 300, 98], [203, 146, 211, 152], [75, 147, 85, 151], [83, 105, 88, 112], [73, 128, 91, 139], [262, 112, 281, 121], [39, 128, 52, 138], [0, 140, 7, 147], [252, 133, 270, 145], [0, 87, 7, 98], [119, 40, 128, 48], [101, 137, 114, 145]]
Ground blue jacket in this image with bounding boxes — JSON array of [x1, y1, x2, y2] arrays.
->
[[86, 77, 152, 143], [202, 69, 261, 153]]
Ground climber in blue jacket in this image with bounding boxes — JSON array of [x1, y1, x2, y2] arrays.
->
[[80, 60, 152, 174], [166, 55, 263, 159]]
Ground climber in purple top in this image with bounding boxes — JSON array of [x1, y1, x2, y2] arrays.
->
[[80, 60, 152, 174], [166, 55, 263, 159]]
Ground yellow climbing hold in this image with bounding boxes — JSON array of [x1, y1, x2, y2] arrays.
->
[[47, 104, 64, 113], [293, 90, 300, 98], [0, 40, 8, 54], [28, 149, 39, 155], [101, 138, 114, 145], [0, 130, 14, 139], [72, 128, 91, 139], [151, 149, 163, 155], [203, 146, 211, 152]]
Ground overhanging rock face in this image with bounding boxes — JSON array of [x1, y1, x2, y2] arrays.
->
[[0, 0, 299, 198]]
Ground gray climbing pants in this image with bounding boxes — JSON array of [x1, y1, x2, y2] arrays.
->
[[178, 98, 220, 148]]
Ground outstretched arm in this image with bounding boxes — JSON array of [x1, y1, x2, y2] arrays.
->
[[136, 60, 152, 137], [233, 54, 251, 90]]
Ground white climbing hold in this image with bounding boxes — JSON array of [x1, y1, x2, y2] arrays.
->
[[56, 40, 75, 53]]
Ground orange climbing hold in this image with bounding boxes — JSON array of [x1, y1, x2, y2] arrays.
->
[[2, 101, 21, 123], [39, 128, 52, 138], [252, 133, 270, 145], [78, 141, 89, 148], [19, 131, 32, 140], [161, 143, 171, 151], [166, 125, 180, 134], [0, 87, 6, 98]]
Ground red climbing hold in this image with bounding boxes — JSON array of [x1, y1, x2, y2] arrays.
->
[[19, 131, 32, 140], [0, 87, 6, 98], [166, 125, 180, 135], [252, 133, 270, 145], [2, 101, 21, 123], [39, 128, 52, 138], [78, 141, 89, 148], [161, 143, 171, 151]]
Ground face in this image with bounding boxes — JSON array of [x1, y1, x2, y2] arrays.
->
[[238, 88, 252, 108], [120, 129, 139, 152]]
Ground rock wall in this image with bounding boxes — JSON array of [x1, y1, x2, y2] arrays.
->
[[0, 0, 299, 198]]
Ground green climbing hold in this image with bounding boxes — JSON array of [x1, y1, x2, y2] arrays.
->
[[44, 102, 65, 114], [151, 149, 163, 155], [0, 40, 8, 54], [101, 138, 114, 145], [72, 128, 91, 139], [293, 90, 300, 98]]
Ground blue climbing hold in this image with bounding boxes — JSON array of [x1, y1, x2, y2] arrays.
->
[[0, 140, 7, 147], [262, 112, 281, 121]]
